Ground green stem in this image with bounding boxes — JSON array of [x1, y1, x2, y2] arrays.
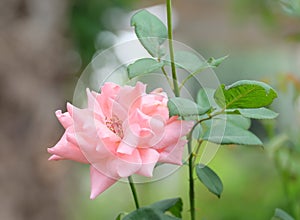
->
[[185, 109, 226, 220], [158, 57, 173, 88], [161, 66, 173, 88], [166, 2, 199, 219], [187, 133, 196, 220], [189, 109, 225, 137], [179, 64, 211, 90], [166, 0, 180, 97], [128, 176, 140, 209], [192, 139, 204, 165]]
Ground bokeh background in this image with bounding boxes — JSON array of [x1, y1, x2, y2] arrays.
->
[[1, 0, 300, 219]]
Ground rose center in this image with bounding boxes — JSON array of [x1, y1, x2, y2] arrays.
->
[[105, 116, 124, 138]]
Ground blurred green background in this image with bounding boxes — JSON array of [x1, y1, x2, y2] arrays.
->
[[1, 0, 300, 219]]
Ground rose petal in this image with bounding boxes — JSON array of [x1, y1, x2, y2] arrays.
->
[[55, 110, 72, 129], [49, 82, 194, 199], [116, 81, 146, 111], [158, 139, 188, 165], [66, 102, 73, 117], [48, 132, 88, 164], [86, 88, 105, 123], [90, 166, 117, 199], [98, 83, 121, 118], [48, 154, 64, 161], [140, 93, 169, 119], [136, 148, 160, 177], [155, 117, 194, 149], [117, 141, 136, 155], [117, 120, 140, 154], [116, 149, 142, 177]]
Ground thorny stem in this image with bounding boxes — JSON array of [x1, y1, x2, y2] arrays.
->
[[187, 133, 196, 220], [185, 109, 225, 220]]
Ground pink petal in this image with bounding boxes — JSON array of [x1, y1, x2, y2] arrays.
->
[[48, 154, 64, 161], [48, 132, 89, 164], [129, 108, 151, 128], [139, 93, 169, 120], [66, 130, 78, 146], [75, 130, 111, 163], [117, 120, 141, 155], [158, 139, 188, 165], [117, 149, 142, 178], [136, 148, 160, 177], [55, 110, 72, 129], [109, 98, 128, 121], [100, 82, 121, 98], [118, 122, 153, 154], [90, 166, 117, 199], [66, 102, 73, 117], [98, 83, 121, 118], [155, 117, 194, 149], [71, 107, 120, 165], [115, 82, 146, 111], [119, 109, 156, 149], [86, 88, 105, 123], [117, 141, 136, 155], [72, 107, 96, 131], [87, 139, 142, 179]]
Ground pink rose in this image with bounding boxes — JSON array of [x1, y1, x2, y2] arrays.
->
[[48, 82, 193, 199]]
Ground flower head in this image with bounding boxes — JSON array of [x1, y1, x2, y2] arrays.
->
[[48, 82, 193, 199]]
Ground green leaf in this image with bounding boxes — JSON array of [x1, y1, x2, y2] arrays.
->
[[149, 198, 183, 218], [115, 213, 126, 220], [164, 50, 204, 73], [214, 80, 278, 109], [272, 208, 295, 220], [196, 88, 211, 113], [172, 55, 227, 88], [168, 97, 208, 117], [131, 10, 167, 57], [123, 198, 183, 220], [193, 114, 250, 139], [207, 55, 228, 67], [201, 119, 262, 145], [127, 58, 164, 79], [215, 114, 251, 130], [228, 107, 279, 119], [196, 164, 223, 198], [123, 208, 180, 220]]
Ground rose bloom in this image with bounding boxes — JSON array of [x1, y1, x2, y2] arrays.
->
[[48, 82, 193, 199]]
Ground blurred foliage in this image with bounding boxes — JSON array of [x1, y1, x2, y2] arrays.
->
[[231, 0, 279, 27], [280, 0, 300, 17], [231, 1, 300, 217], [263, 73, 300, 219], [232, 0, 300, 42], [232, 0, 300, 24], [69, 0, 136, 70]]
